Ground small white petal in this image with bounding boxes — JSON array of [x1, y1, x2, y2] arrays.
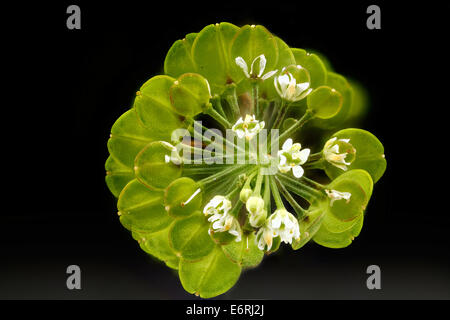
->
[[298, 148, 311, 164], [261, 69, 278, 80], [282, 138, 293, 151], [235, 57, 250, 78], [292, 165, 304, 178]]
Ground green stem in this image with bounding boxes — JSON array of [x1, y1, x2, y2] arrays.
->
[[263, 174, 271, 213], [272, 100, 289, 129], [252, 81, 260, 118], [182, 166, 228, 176], [278, 109, 315, 143], [197, 122, 246, 154], [276, 173, 325, 203], [242, 170, 258, 190], [198, 164, 248, 187], [225, 84, 241, 121], [270, 175, 285, 210], [204, 103, 232, 129], [252, 168, 264, 196], [226, 183, 242, 200], [303, 159, 326, 170], [307, 151, 323, 162], [300, 175, 326, 190], [274, 176, 306, 219], [229, 201, 244, 219], [211, 94, 227, 119]]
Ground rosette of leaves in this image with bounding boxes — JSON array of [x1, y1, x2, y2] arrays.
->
[[105, 22, 386, 298]]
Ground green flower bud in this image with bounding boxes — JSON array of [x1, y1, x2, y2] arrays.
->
[[246, 196, 266, 227], [240, 187, 253, 203]]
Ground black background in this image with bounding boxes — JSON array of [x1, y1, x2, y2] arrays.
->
[[1, 1, 449, 299]]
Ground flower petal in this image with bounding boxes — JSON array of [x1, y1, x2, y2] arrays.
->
[[292, 165, 304, 178], [235, 56, 249, 78]]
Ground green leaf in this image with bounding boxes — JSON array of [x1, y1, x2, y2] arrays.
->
[[312, 72, 353, 129], [169, 212, 215, 261], [313, 214, 364, 249], [164, 177, 202, 218], [164, 33, 197, 78], [134, 141, 182, 190], [326, 169, 373, 222], [230, 25, 278, 83], [307, 85, 343, 119], [292, 48, 327, 88], [179, 246, 241, 298], [170, 73, 211, 117], [107, 109, 155, 168], [324, 128, 386, 183], [191, 23, 239, 93], [134, 75, 185, 139], [133, 225, 180, 270], [292, 202, 327, 250], [222, 232, 264, 268], [105, 156, 134, 198], [118, 179, 173, 233]]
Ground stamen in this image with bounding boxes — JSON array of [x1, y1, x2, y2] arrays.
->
[[182, 188, 201, 206]]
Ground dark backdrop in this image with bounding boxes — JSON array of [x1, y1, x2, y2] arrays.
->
[[1, 1, 449, 299]]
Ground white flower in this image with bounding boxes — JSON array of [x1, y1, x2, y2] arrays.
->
[[203, 195, 232, 216], [162, 141, 183, 165], [235, 54, 278, 80], [232, 114, 265, 140], [323, 137, 356, 171], [267, 208, 300, 244], [246, 195, 266, 227], [208, 211, 242, 242], [255, 224, 276, 251], [325, 189, 352, 207], [277, 138, 310, 178], [274, 67, 312, 102]]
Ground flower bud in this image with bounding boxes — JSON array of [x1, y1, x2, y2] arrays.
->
[[240, 187, 253, 203], [246, 196, 266, 227]]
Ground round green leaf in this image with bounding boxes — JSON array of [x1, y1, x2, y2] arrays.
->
[[307, 85, 343, 119], [107, 109, 156, 168], [312, 72, 353, 128], [117, 179, 172, 233], [138, 225, 180, 270], [134, 75, 185, 139], [170, 73, 211, 117], [179, 246, 241, 298], [313, 214, 364, 249], [105, 155, 134, 198], [164, 33, 197, 78], [326, 169, 373, 222], [292, 202, 327, 250], [191, 23, 239, 93], [134, 141, 182, 190], [164, 177, 202, 218], [292, 48, 327, 88], [169, 212, 215, 261], [222, 232, 264, 268], [230, 25, 278, 84], [325, 128, 386, 183]]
